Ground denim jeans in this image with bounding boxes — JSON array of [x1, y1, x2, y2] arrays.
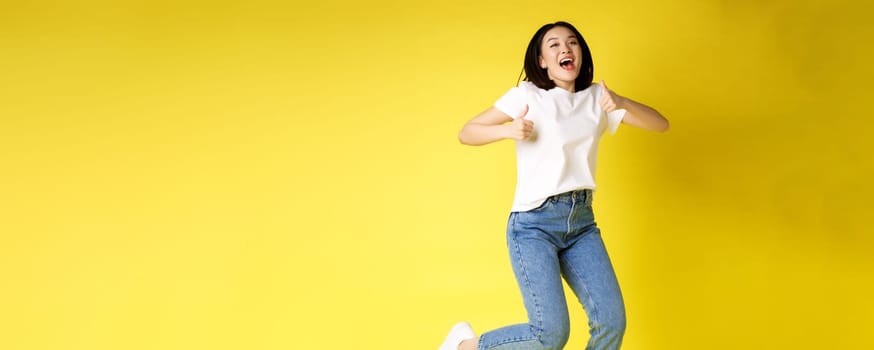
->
[[478, 189, 626, 350]]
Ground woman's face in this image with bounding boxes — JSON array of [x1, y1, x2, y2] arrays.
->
[[538, 26, 582, 91]]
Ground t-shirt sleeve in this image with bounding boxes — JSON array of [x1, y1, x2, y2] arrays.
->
[[598, 83, 626, 135], [493, 85, 528, 119], [606, 107, 626, 135]]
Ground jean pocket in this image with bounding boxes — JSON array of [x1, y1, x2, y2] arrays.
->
[[511, 198, 557, 232]]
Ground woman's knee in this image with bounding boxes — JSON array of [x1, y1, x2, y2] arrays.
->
[[536, 321, 570, 349], [593, 311, 626, 340]]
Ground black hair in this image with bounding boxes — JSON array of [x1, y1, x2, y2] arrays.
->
[[519, 21, 594, 92]]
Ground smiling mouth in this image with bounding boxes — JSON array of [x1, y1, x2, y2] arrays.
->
[[560, 58, 575, 71]]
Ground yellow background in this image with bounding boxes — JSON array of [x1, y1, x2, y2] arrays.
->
[[2, 0, 873, 349]]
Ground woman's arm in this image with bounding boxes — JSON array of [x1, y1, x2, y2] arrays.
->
[[458, 105, 532, 146], [599, 80, 670, 133]]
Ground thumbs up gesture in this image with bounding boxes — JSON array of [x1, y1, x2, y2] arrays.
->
[[599, 80, 626, 113], [506, 105, 534, 141]]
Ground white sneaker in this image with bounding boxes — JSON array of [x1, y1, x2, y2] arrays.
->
[[438, 321, 476, 350]]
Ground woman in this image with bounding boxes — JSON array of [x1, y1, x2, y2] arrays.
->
[[440, 21, 669, 350]]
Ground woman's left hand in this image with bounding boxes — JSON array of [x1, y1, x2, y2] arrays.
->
[[598, 80, 626, 113], [598, 80, 670, 132]]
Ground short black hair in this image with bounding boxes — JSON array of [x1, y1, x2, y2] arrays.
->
[[521, 21, 594, 92]]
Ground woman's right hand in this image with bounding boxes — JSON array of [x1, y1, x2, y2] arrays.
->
[[505, 105, 533, 141], [458, 105, 530, 146]]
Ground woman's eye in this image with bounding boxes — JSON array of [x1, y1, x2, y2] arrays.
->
[[550, 43, 558, 48], [569, 41, 578, 46]]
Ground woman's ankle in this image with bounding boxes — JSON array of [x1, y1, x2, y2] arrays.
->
[[459, 337, 478, 350]]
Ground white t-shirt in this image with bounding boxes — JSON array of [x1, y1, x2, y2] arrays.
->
[[494, 81, 626, 212]]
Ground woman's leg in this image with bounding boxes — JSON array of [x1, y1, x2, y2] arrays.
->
[[459, 337, 479, 350], [560, 225, 626, 350], [476, 203, 573, 350]]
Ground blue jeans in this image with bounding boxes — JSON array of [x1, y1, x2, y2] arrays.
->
[[478, 189, 626, 350]]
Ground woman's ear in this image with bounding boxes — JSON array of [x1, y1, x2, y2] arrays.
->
[[539, 56, 547, 69]]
